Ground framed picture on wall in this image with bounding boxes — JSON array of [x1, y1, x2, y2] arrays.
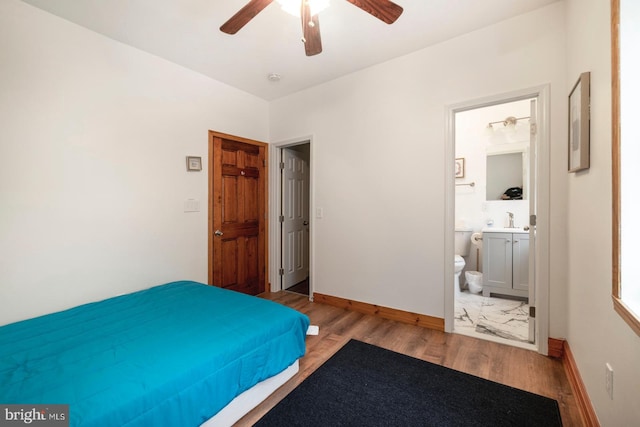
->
[[455, 158, 465, 178], [568, 72, 591, 172], [186, 156, 202, 171]]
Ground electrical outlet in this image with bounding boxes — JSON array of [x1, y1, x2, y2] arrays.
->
[[605, 363, 614, 400]]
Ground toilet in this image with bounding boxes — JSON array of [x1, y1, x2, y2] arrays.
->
[[454, 228, 473, 293]]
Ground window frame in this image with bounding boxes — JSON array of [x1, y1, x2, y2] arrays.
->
[[612, 0, 640, 337]]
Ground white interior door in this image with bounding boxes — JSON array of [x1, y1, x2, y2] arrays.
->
[[528, 98, 538, 343], [281, 147, 310, 289]]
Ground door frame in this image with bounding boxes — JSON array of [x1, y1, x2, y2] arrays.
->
[[444, 85, 550, 355], [268, 136, 314, 298], [208, 130, 269, 292]]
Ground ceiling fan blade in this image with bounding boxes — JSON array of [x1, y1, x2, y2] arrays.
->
[[301, 3, 322, 56], [220, 0, 274, 34], [345, 0, 403, 24]]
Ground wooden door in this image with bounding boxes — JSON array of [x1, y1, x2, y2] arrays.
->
[[209, 131, 267, 295]]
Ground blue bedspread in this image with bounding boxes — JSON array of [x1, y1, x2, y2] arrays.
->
[[0, 281, 309, 426]]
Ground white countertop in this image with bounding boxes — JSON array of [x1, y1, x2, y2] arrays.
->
[[481, 227, 528, 233]]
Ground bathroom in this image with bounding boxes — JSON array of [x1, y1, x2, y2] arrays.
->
[[453, 97, 534, 347]]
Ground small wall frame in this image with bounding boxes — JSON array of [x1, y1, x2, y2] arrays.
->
[[568, 72, 591, 172], [186, 156, 202, 171], [455, 158, 465, 178]]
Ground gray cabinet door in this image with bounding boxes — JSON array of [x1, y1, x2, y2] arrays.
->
[[512, 233, 529, 291], [483, 233, 512, 290]]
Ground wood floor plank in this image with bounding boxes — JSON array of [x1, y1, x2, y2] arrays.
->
[[234, 291, 583, 426]]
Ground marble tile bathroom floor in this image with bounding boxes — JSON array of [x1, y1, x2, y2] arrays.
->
[[454, 290, 533, 349]]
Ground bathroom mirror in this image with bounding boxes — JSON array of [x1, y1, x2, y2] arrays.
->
[[485, 146, 528, 201]]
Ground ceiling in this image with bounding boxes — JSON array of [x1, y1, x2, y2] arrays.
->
[[22, 0, 560, 101]]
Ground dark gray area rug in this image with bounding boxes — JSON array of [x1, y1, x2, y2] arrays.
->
[[255, 339, 562, 426]]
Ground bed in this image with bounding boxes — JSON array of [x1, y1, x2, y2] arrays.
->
[[0, 281, 310, 426]]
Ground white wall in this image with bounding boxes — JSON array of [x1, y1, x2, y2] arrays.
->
[[0, 0, 269, 326], [270, 2, 567, 331], [565, 0, 640, 424]]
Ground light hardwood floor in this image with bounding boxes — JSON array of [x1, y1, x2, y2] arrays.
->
[[235, 291, 583, 426]]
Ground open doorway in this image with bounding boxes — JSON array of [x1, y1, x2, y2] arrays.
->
[[445, 86, 550, 354], [280, 143, 310, 296], [454, 98, 535, 348]]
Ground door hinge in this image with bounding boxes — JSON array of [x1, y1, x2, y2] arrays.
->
[[279, 215, 284, 223], [263, 159, 266, 167], [530, 214, 537, 226], [279, 162, 285, 170], [529, 306, 536, 318], [530, 122, 537, 136], [279, 268, 284, 276]]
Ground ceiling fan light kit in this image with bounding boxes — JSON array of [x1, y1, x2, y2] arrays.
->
[[276, 0, 330, 17], [220, 0, 403, 56]]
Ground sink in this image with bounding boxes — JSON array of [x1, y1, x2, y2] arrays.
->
[[481, 227, 528, 233]]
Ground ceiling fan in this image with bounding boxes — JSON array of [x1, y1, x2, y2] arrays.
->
[[220, 0, 403, 56]]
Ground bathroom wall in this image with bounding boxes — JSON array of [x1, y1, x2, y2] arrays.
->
[[455, 99, 532, 279]]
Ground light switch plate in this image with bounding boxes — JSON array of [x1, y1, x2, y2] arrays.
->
[[606, 363, 614, 400], [184, 199, 200, 212]]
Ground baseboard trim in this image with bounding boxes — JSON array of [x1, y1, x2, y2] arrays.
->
[[562, 341, 600, 426], [547, 337, 565, 359], [313, 293, 444, 331]]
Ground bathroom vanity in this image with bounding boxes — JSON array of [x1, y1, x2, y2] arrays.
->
[[481, 229, 529, 299]]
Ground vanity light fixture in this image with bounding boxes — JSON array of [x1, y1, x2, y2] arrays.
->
[[486, 115, 530, 131]]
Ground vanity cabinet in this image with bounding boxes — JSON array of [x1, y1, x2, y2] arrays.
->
[[482, 231, 529, 299]]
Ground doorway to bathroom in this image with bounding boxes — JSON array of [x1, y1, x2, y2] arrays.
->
[[445, 86, 550, 354]]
